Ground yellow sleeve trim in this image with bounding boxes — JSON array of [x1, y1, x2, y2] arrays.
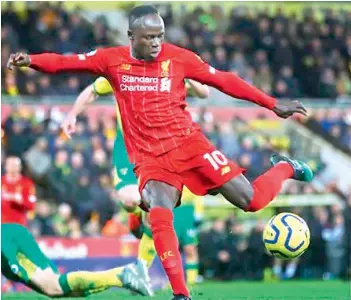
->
[[93, 77, 113, 95]]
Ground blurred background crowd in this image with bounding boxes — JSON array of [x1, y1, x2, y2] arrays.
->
[[1, 2, 350, 281], [2, 2, 351, 99]]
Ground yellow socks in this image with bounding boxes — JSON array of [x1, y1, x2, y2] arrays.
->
[[137, 233, 157, 268], [59, 266, 125, 296], [185, 260, 199, 285]]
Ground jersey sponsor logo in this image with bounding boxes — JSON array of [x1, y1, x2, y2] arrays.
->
[[120, 63, 131, 71], [120, 75, 171, 93], [121, 75, 158, 84], [160, 77, 171, 92]]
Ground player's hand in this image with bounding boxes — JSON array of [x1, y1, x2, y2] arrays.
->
[[272, 100, 308, 119], [60, 113, 77, 139], [7, 52, 31, 70]]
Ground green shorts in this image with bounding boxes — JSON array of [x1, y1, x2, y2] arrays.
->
[[142, 205, 198, 247], [113, 127, 138, 190], [174, 205, 198, 247], [1, 223, 58, 290]]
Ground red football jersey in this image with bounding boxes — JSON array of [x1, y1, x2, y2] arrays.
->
[[29, 43, 277, 163], [1, 175, 36, 226]]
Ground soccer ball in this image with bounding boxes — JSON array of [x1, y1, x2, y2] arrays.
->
[[263, 212, 310, 259]]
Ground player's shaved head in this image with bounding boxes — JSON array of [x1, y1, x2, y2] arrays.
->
[[128, 5, 159, 30], [130, 13, 164, 31], [128, 5, 165, 61]]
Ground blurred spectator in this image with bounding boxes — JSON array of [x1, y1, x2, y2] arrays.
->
[[68, 217, 83, 239], [322, 213, 346, 279], [91, 149, 110, 181], [246, 221, 267, 280], [277, 66, 301, 98], [32, 201, 55, 236], [52, 203, 72, 236], [24, 137, 52, 181], [71, 173, 95, 223], [5, 121, 32, 158], [319, 68, 337, 99], [211, 47, 230, 71], [273, 80, 290, 99], [304, 207, 327, 278], [60, 76, 80, 95], [199, 219, 228, 279], [48, 149, 71, 201], [38, 75, 57, 96], [55, 27, 77, 54], [102, 213, 130, 238], [230, 52, 249, 77]]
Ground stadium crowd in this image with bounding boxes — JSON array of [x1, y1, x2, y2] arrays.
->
[[1, 2, 351, 99], [1, 2, 350, 281]]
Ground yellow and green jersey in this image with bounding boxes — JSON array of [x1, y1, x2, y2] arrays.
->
[[93, 77, 135, 189]]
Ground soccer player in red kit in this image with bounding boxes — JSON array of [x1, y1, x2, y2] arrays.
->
[[1, 156, 36, 226], [8, 6, 313, 299]]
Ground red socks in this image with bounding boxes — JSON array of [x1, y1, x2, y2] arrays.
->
[[247, 162, 294, 212], [149, 207, 189, 297]]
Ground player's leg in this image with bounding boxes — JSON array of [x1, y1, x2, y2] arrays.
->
[[142, 180, 190, 299], [174, 207, 199, 285], [2, 224, 153, 297], [177, 133, 313, 212], [214, 154, 314, 212], [58, 260, 153, 297], [137, 231, 157, 268], [1, 224, 63, 296], [183, 245, 199, 285], [127, 211, 157, 268]]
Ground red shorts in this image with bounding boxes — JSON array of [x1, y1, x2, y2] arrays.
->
[[134, 132, 244, 211]]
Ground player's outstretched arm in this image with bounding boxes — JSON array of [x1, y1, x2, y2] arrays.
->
[[7, 49, 108, 74], [187, 79, 210, 98], [61, 84, 96, 139], [182, 50, 308, 118], [61, 77, 113, 138]]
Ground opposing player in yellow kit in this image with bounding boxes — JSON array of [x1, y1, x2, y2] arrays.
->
[[2, 224, 153, 297], [61, 76, 209, 287]]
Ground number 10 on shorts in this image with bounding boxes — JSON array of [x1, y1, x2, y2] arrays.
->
[[203, 150, 228, 171]]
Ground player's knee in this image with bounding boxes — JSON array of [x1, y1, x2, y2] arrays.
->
[[41, 284, 63, 297], [151, 198, 175, 210], [117, 185, 141, 206], [142, 180, 179, 210], [32, 269, 63, 297]]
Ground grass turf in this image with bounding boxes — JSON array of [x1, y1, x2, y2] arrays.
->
[[2, 281, 350, 300]]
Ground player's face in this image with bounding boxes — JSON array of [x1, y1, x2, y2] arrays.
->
[[5, 157, 21, 175], [131, 14, 165, 61]]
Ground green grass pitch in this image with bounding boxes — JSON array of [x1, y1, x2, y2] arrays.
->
[[2, 281, 350, 300]]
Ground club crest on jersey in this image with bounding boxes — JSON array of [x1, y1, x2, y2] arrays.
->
[[161, 60, 170, 77], [120, 64, 131, 71]]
